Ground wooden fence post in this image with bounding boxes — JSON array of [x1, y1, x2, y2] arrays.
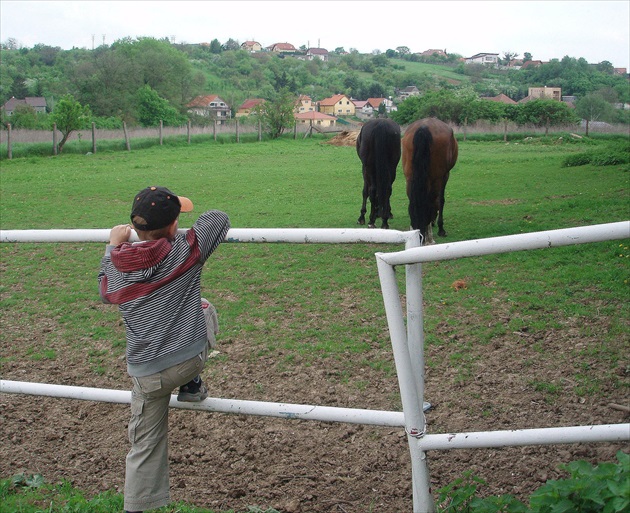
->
[[53, 123, 58, 155], [7, 123, 12, 160], [187, 120, 191, 144], [236, 119, 240, 143], [159, 120, 163, 145], [123, 122, 131, 151], [258, 120, 262, 142], [92, 122, 97, 153], [213, 120, 217, 141]]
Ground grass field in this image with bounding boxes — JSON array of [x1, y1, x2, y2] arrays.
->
[[0, 134, 628, 512]]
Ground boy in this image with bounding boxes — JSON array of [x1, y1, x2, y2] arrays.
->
[[98, 186, 230, 513]]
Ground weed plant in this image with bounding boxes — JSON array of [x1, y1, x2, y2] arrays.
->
[[2, 451, 627, 512]]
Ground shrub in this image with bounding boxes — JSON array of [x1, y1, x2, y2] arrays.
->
[[436, 451, 629, 513]]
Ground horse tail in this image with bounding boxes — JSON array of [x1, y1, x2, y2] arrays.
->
[[373, 124, 396, 219], [408, 125, 433, 233]]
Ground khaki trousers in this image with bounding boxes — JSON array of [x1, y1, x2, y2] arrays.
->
[[123, 348, 207, 512]]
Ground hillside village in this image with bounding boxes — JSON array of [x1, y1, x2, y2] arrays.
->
[[2, 36, 628, 130]]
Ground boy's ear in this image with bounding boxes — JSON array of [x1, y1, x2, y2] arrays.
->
[[168, 218, 179, 238]]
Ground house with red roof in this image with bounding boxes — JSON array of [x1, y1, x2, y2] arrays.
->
[[267, 42, 297, 54], [295, 111, 337, 128], [295, 95, 315, 114], [521, 60, 544, 69], [361, 97, 396, 117], [305, 48, 329, 61], [483, 93, 517, 104], [186, 95, 231, 123], [418, 49, 448, 58], [318, 94, 355, 116], [241, 41, 262, 52], [235, 98, 265, 117]]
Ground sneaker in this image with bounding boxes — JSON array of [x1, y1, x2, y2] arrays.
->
[[177, 375, 208, 402]]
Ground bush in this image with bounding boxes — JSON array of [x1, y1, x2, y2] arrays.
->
[[529, 451, 629, 513], [436, 451, 629, 513], [563, 140, 630, 167]]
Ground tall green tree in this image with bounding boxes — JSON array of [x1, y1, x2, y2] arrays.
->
[[51, 94, 91, 153], [258, 90, 296, 139], [136, 85, 186, 127], [515, 99, 579, 134], [575, 93, 615, 123]]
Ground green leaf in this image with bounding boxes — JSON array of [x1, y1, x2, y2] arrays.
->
[[25, 474, 44, 488]]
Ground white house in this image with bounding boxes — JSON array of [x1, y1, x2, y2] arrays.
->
[[465, 53, 499, 66]]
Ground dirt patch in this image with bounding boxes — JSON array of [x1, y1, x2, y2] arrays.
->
[[1, 278, 628, 512], [325, 130, 360, 147]]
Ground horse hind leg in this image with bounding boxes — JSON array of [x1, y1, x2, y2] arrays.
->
[[357, 183, 368, 225], [437, 189, 447, 237], [367, 185, 379, 228]]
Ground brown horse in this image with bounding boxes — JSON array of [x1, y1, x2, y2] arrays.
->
[[402, 117, 458, 244], [356, 118, 401, 229]]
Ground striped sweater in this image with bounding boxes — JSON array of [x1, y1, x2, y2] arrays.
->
[[98, 210, 230, 377]]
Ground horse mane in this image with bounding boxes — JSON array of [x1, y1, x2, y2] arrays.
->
[[408, 125, 433, 233]]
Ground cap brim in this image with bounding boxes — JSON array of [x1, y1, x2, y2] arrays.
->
[[178, 196, 193, 212]]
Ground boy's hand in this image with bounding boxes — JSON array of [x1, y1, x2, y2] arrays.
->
[[109, 224, 132, 245]]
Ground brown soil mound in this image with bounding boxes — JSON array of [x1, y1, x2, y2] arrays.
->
[[325, 130, 360, 147]]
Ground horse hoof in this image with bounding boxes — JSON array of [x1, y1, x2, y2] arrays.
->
[[357, 219, 365, 225], [438, 231, 447, 237], [368, 224, 376, 229]]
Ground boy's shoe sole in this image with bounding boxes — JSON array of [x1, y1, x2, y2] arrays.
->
[[177, 384, 208, 402]]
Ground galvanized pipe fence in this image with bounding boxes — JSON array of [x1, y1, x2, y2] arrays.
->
[[1, 222, 629, 512]]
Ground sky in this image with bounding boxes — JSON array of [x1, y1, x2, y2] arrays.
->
[[1, 0, 629, 69]]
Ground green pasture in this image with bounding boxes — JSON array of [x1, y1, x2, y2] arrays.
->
[[0, 134, 628, 511], [0, 135, 628, 371]]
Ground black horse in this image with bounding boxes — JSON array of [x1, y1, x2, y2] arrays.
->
[[356, 118, 401, 229], [402, 117, 458, 244]]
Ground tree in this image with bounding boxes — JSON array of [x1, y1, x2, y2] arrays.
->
[[575, 93, 615, 135], [51, 94, 91, 153], [596, 61, 615, 74], [209, 39, 222, 54], [222, 38, 240, 51], [515, 99, 579, 134], [396, 46, 410, 56], [258, 90, 296, 139], [523, 52, 533, 63], [6, 103, 42, 129], [136, 85, 186, 127], [502, 51, 519, 67]]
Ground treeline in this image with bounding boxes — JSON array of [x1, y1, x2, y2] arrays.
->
[[391, 89, 580, 133], [1, 36, 629, 130]]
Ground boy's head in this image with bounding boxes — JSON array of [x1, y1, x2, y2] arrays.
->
[[131, 186, 193, 239]]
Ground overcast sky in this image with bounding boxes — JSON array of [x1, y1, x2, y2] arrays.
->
[[1, 1, 629, 69]]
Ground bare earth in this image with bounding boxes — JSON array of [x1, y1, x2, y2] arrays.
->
[[1, 288, 628, 513]]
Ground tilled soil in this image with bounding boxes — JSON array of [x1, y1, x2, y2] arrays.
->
[[1, 294, 628, 512]]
